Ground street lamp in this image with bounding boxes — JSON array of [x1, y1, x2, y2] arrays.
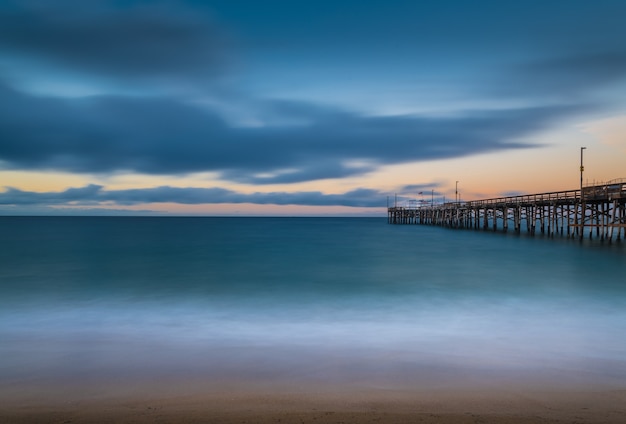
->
[[580, 147, 586, 199], [455, 181, 459, 205]]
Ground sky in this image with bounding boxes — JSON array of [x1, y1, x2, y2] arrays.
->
[[0, 0, 625, 216]]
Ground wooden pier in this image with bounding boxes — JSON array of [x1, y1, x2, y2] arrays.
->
[[388, 179, 626, 242]]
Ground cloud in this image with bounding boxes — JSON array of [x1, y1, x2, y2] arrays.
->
[[0, 0, 228, 87], [0, 185, 386, 208], [0, 0, 619, 189], [493, 50, 626, 102], [0, 205, 163, 216], [0, 82, 587, 184], [398, 183, 443, 196]]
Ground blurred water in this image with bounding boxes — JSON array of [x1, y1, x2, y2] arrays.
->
[[1, 217, 625, 391]]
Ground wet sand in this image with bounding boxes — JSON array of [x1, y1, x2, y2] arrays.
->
[[2, 349, 625, 423], [2, 383, 626, 424]]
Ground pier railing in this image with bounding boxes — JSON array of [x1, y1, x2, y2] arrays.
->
[[464, 189, 580, 208]]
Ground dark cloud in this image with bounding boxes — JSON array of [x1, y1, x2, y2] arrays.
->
[[399, 183, 442, 196], [0, 0, 228, 84], [494, 50, 626, 101], [220, 162, 378, 185], [0, 184, 102, 205], [532, 51, 626, 84], [0, 185, 386, 208], [0, 82, 587, 184]]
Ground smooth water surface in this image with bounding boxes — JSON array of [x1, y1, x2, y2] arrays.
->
[[1, 217, 625, 394]]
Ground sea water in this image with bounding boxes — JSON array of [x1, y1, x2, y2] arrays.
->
[[1, 217, 625, 395]]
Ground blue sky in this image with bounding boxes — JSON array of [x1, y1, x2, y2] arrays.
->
[[1, 0, 625, 215]]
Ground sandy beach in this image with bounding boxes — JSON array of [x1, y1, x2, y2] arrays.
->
[[2, 383, 626, 424]]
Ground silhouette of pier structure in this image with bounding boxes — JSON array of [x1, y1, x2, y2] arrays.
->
[[388, 179, 626, 243]]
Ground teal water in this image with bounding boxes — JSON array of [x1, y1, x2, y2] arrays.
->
[[1, 217, 625, 391]]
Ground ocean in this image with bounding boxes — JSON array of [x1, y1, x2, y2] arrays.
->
[[1, 216, 626, 397]]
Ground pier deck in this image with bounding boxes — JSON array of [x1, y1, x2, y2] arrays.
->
[[388, 179, 626, 242]]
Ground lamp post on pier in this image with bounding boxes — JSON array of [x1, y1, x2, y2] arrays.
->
[[455, 181, 459, 206], [580, 147, 586, 199]]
